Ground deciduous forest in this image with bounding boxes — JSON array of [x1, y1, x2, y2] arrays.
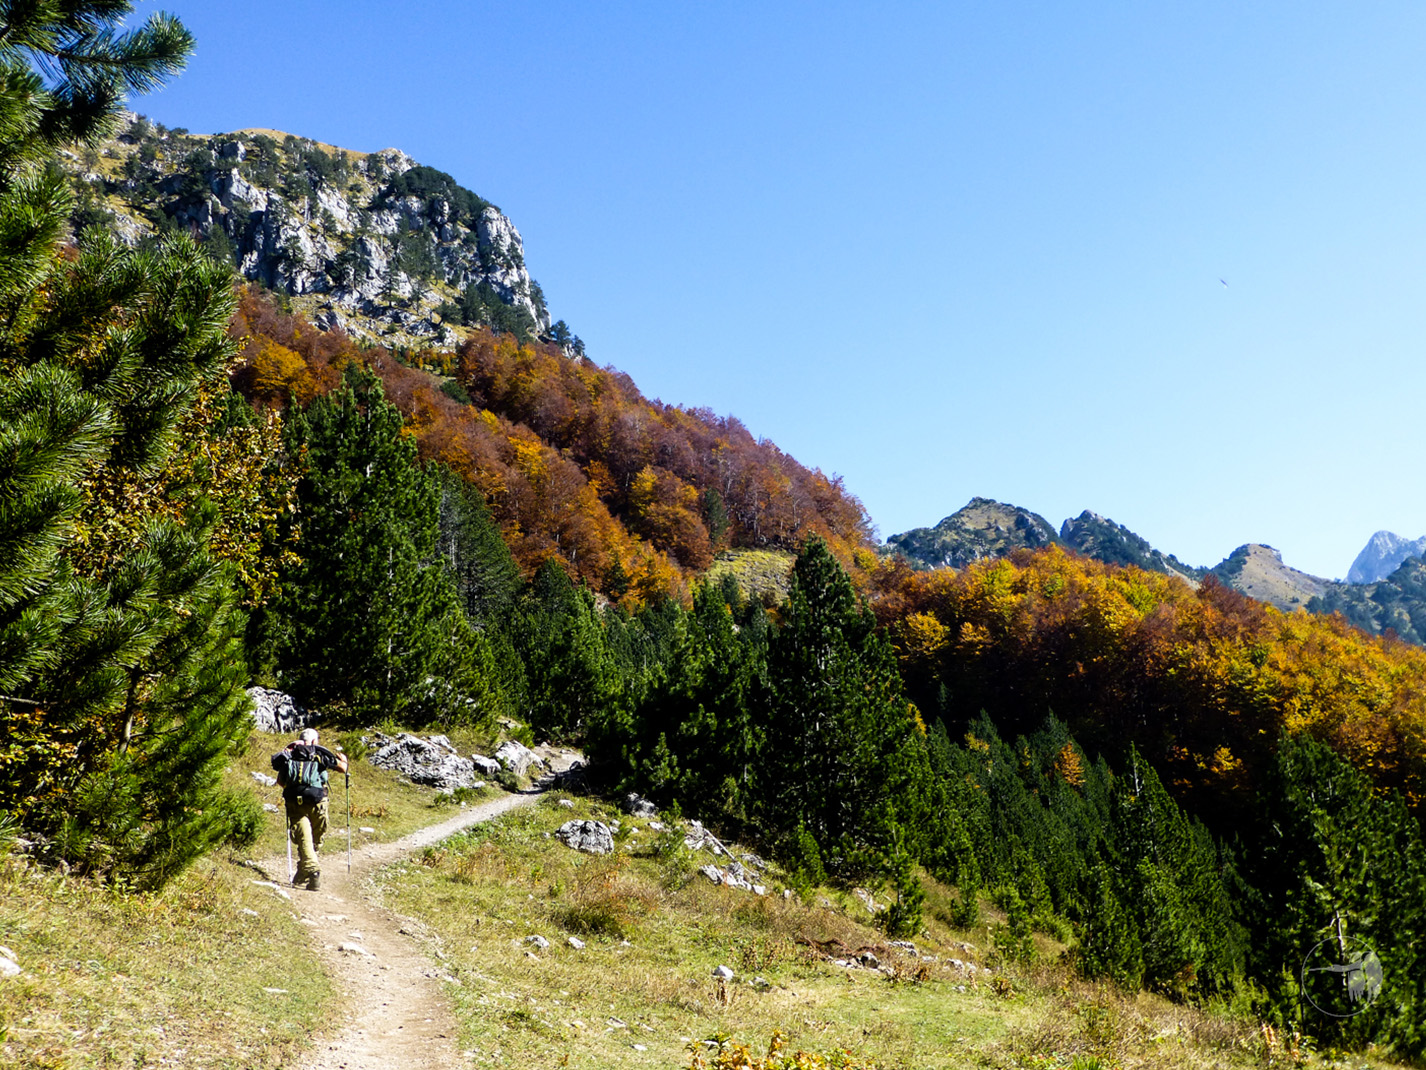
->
[[1, 3, 1424, 1060]]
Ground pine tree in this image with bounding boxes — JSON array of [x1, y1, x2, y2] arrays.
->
[[759, 537, 926, 878], [278, 364, 473, 722], [0, 3, 257, 886]]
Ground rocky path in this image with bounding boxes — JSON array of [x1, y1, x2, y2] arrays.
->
[[264, 792, 540, 1070]]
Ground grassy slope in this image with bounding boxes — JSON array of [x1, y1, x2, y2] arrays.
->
[[372, 795, 1327, 1070], [5, 750, 1416, 1070], [0, 728, 492, 1069]]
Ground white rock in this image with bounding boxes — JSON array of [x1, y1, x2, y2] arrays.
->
[[494, 740, 544, 778], [555, 820, 614, 855], [0, 954, 18, 978], [471, 754, 501, 777], [251, 771, 277, 786], [263, 803, 280, 813], [525, 935, 550, 949], [712, 965, 735, 981], [249, 880, 291, 900], [752, 884, 767, 896], [359, 826, 376, 833], [567, 936, 585, 950], [699, 864, 723, 885], [337, 942, 373, 957], [558, 798, 575, 809], [262, 986, 289, 994], [240, 908, 259, 918]]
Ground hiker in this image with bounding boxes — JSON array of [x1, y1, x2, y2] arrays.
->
[[271, 728, 348, 891]]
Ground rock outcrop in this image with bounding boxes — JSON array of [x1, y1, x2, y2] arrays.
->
[[1348, 531, 1426, 585], [62, 115, 554, 348], [247, 687, 318, 734], [367, 732, 480, 790], [555, 820, 614, 855]]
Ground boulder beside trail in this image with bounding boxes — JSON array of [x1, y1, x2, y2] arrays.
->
[[247, 687, 318, 734], [495, 740, 544, 778], [556, 820, 614, 855], [367, 732, 480, 790], [471, 754, 502, 777]]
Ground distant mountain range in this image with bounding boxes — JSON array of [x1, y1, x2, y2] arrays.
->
[[886, 500, 1426, 645]]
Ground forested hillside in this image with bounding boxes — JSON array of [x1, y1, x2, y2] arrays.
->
[[4, 5, 1426, 1062]]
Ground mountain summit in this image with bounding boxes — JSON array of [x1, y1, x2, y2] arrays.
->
[[60, 114, 554, 349], [1347, 530, 1426, 585]]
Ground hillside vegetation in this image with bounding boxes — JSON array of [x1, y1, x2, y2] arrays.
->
[[4, 4, 1426, 1065]]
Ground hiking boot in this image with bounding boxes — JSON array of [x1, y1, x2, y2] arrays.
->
[[306, 872, 320, 892]]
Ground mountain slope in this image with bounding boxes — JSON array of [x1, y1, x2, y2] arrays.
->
[[883, 497, 1059, 569], [1349, 530, 1426, 584], [1209, 543, 1331, 611], [1310, 556, 1426, 644], [1059, 510, 1206, 583], [60, 113, 554, 349]]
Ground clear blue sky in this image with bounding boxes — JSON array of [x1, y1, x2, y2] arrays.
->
[[138, 1, 1426, 579]]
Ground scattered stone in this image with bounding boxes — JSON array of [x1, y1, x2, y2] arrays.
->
[[852, 888, 881, 913], [471, 754, 502, 777], [608, 1017, 627, 1028], [558, 798, 575, 809], [555, 820, 614, 855], [752, 884, 767, 896], [247, 687, 318, 733], [0, 947, 19, 978], [525, 935, 550, 949], [368, 732, 480, 790], [494, 740, 544, 779], [359, 826, 376, 834], [323, 915, 349, 922], [633, 1044, 648, 1052], [699, 864, 723, 885], [957, 942, 977, 953], [889, 940, 917, 955], [263, 803, 280, 813], [648, 820, 666, 831], [240, 908, 259, 918], [783, 889, 794, 900], [621, 792, 657, 817], [567, 936, 585, 950], [262, 987, 288, 994], [857, 951, 880, 968], [683, 821, 724, 855], [712, 965, 735, 981], [249, 880, 292, 901], [337, 942, 373, 957], [250, 771, 277, 787], [751, 976, 771, 990]]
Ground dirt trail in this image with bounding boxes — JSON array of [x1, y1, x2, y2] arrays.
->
[[263, 792, 539, 1070]]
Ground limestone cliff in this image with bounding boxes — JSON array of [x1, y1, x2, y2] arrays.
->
[[58, 113, 558, 349]]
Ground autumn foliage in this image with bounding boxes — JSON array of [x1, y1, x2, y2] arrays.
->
[[870, 545, 1426, 824], [229, 288, 872, 604]]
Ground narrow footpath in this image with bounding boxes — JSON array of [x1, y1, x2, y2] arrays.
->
[[264, 792, 540, 1070]]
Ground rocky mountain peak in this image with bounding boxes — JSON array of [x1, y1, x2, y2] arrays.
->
[[1347, 530, 1426, 585], [58, 113, 564, 350]]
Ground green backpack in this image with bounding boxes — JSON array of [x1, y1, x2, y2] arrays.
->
[[280, 747, 328, 803]]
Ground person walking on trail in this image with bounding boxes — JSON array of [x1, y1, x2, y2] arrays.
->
[[271, 728, 348, 891]]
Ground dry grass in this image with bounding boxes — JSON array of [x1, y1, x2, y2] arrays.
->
[[375, 795, 1421, 1070], [0, 851, 331, 1069]]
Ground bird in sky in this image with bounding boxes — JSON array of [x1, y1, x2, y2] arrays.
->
[[1220, 278, 1229, 287]]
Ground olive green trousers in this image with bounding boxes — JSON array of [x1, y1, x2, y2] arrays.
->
[[285, 795, 329, 885]]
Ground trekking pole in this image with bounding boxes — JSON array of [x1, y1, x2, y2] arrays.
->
[[346, 769, 352, 875], [286, 831, 294, 884]]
